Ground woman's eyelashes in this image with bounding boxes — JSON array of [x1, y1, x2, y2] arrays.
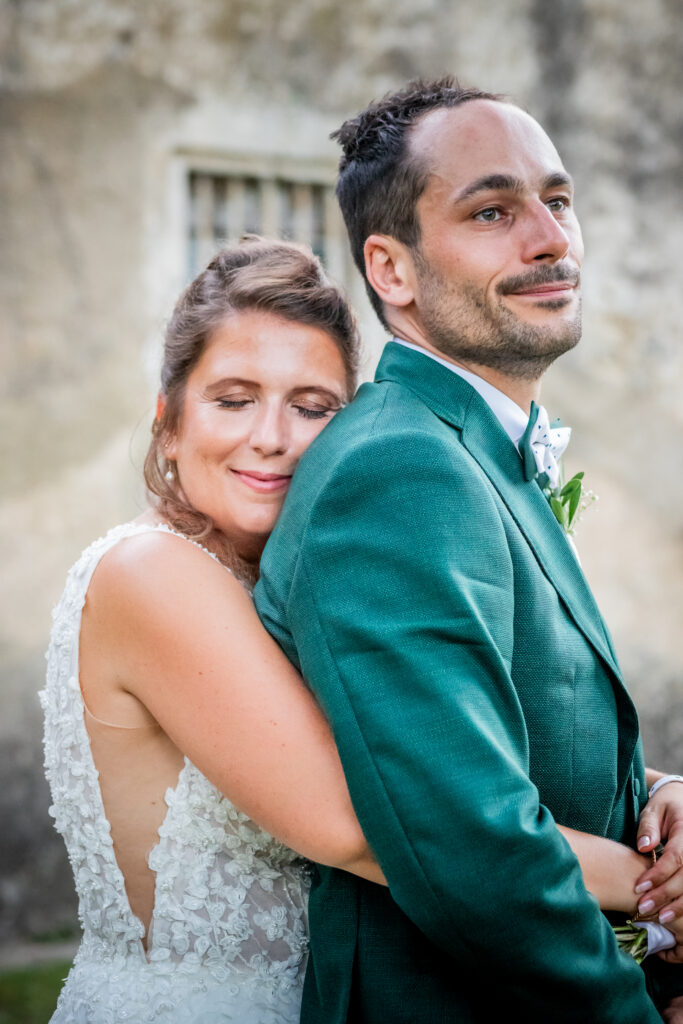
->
[[293, 405, 334, 420], [217, 398, 251, 409], [215, 396, 338, 419]]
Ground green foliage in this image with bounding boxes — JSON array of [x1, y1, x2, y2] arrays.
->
[[544, 471, 596, 536], [613, 923, 649, 965], [0, 960, 70, 1024]]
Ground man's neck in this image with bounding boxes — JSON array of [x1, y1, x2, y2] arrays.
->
[[454, 359, 540, 413], [390, 324, 541, 414]]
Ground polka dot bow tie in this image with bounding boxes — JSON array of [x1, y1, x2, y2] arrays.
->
[[519, 401, 572, 491]]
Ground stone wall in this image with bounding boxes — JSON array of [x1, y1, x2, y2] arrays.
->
[[1, 0, 681, 943]]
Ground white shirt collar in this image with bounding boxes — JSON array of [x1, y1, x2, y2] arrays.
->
[[391, 338, 529, 448]]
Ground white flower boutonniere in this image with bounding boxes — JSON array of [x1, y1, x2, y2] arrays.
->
[[520, 402, 598, 537]]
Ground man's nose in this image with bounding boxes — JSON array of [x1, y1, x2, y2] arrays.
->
[[249, 404, 289, 456], [521, 201, 571, 263]]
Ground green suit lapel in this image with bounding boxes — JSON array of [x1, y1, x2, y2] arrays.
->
[[375, 341, 624, 685], [461, 404, 624, 677]]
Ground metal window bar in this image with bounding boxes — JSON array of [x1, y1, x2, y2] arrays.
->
[[187, 172, 337, 279]]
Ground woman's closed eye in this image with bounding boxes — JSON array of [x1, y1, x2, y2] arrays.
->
[[293, 404, 338, 420], [216, 396, 340, 419], [217, 397, 252, 409]]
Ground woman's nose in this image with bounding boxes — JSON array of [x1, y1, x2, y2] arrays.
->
[[248, 405, 289, 456]]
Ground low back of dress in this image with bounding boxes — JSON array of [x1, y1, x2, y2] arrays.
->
[[41, 522, 310, 1024]]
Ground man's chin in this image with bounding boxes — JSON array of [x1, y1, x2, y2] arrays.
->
[[503, 306, 582, 352], [505, 301, 580, 328], [482, 319, 582, 378]]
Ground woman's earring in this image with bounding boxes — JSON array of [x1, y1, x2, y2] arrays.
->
[[165, 462, 175, 483]]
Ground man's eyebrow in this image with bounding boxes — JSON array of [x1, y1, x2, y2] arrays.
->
[[543, 172, 574, 192], [453, 174, 524, 205], [453, 171, 574, 205]]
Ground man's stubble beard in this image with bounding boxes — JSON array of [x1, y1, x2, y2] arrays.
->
[[414, 253, 583, 381]]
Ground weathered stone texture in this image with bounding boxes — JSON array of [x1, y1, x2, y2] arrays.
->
[[0, 0, 681, 944]]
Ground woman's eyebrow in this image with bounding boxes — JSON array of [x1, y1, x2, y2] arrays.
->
[[203, 379, 343, 402], [203, 377, 257, 394]]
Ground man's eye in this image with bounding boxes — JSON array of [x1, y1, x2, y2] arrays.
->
[[546, 196, 570, 212], [473, 207, 502, 223]]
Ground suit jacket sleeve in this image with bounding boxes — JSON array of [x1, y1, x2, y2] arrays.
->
[[257, 426, 660, 1021]]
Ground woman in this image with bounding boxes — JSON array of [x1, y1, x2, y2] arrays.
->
[[42, 237, 681, 1024]]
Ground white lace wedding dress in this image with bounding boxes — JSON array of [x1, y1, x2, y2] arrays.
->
[[40, 522, 311, 1024]]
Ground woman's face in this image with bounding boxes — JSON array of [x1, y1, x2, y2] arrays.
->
[[166, 309, 349, 560]]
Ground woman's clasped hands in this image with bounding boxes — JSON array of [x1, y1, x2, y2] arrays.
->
[[636, 778, 683, 963]]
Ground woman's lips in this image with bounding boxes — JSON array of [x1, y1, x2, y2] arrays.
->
[[231, 470, 293, 493]]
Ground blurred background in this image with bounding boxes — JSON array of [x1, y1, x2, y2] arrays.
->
[[1, 0, 681, 963]]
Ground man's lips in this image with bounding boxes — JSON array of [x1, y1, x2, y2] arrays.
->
[[509, 281, 577, 299], [231, 470, 293, 493], [498, 266, 580, 300]]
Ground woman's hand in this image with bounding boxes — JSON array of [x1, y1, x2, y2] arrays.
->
[[635, 779, 683, 929]]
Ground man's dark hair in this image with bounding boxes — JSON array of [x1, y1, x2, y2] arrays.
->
[[331, 76, 504, 326]]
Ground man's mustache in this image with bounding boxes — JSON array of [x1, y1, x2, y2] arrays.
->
[[497, 264, 581, 296]]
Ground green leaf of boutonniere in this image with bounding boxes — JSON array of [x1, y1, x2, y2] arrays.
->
[[549, 495, 566, 527], [543, 469, 597, 536]]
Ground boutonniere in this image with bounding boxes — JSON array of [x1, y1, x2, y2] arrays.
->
[[520, 401, 597, 537], [542, 469, 598, 537]]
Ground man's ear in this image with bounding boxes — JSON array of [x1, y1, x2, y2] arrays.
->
[[364, 235, 417, 310]]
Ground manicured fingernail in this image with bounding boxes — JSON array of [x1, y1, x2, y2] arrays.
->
[[659, 909, 675, 923], [639, 899, 655, 914], [635, 881, 653, 893], [638, 836, 651, 850]]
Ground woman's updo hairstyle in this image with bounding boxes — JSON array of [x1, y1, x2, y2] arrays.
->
[[144, 236, 360, 581]]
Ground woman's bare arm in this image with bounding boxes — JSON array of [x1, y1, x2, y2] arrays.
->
[[81, 530, 386, 885], [557, 825, 644, 914], [558, 825, 683, 959], [84, 531, 682, 923]]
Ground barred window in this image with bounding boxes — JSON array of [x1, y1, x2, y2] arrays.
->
[[187, 170, 350, 286]]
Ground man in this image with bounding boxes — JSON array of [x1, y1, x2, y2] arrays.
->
[[254, 78, 683, 1021]]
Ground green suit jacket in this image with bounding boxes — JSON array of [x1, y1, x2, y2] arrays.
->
[[254, 341, 665, 1023]]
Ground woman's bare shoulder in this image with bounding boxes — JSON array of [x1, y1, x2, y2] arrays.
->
[[87, 524, 249, 619]]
